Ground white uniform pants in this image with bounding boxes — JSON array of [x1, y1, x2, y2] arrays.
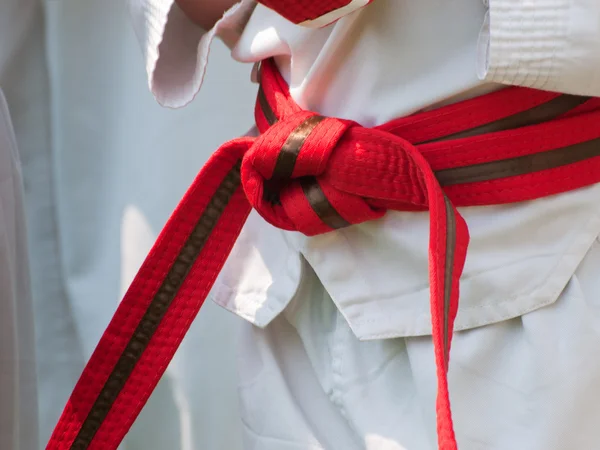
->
[[238, 242, 600, 450]]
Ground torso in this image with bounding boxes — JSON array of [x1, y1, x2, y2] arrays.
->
[[211, 0, 600, 342]]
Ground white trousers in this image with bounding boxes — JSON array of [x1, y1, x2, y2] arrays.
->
[[237, 239, 600, 450]]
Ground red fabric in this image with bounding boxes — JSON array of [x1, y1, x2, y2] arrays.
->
[[48, 59, 600, 450], [259, 0, 375, 25]]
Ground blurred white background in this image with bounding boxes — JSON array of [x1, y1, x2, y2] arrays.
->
[[1, 0, 256, 448]]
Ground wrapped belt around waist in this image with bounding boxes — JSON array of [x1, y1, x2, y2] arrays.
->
[[47, 58, 600, 450]]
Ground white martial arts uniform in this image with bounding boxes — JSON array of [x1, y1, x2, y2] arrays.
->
[[131, 0, 600, 448]]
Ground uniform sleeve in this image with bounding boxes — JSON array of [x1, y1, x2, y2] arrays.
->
[[127, 0, 255, 108], [478, 0, 600, 97]]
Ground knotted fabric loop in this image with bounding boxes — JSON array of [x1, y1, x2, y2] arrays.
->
[[242, 111, 349, 232], [241, 110, 393, 235]]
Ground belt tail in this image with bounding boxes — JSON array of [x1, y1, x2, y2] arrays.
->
[[422, 157, 470, 450], [47, 139, 253, 450]]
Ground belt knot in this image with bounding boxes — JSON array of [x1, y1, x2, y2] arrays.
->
[[241, 110, 389, 235]]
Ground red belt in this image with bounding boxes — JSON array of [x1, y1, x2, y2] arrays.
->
[[47, 59, 600, 450]]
